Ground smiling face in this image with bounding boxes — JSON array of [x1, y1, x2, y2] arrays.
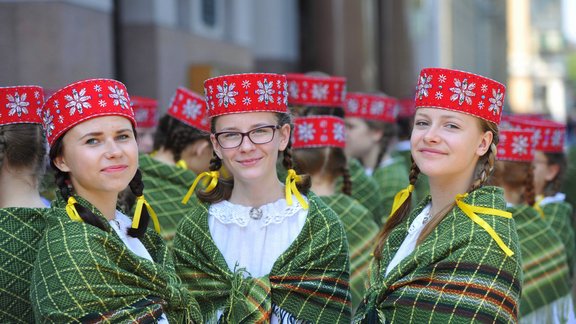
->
[[210, 112, 290, 185], [344, 117, 381, 159], [410, 108, 493, 182], [53, 116, 138, 198]]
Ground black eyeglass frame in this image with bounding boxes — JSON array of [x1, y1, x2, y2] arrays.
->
[[214, 124, 282, 149]]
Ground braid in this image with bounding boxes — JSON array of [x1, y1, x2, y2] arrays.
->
[[367, 121, 397, 167], [469, 142, 497, 193], [154, 115, 209, 162], [341, 162, 352, 196], [126, 169, 149, 238], [524, 163, 536, 206], [196, 153, 233, 203], [543, 152, 567, 196]]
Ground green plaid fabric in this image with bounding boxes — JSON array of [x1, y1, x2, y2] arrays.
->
[[138, 154, 197, 243], [542, 201, 576, 278], [510, 204, 572, 318], [354, 186, 522, 323], [561, 146, 576, 208], [173, 193, 352, 323], [31, 195, 202, 323], [372, 156, 410, 224], [0, 207, 46, 323], [392, 150, 429, 205], [338, 158, 382, 225], [320, 194, 379, 310]]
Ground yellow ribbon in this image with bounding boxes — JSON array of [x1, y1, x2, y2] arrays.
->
[[389, 184, 414, 218], [132, 195, 161, 233], [176, 159, 188, 170], [285, 169, 309, 210], [533, 196, 545, 219], [182, 171, 219, 204], [65, 196, 83, 222], [455, 193, 514, 257]]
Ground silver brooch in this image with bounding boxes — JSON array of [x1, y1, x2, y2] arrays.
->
[[249, 207, 263, 220]]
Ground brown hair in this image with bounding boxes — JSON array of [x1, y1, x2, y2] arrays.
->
[[490, 160, 536, 206], [197, 112, 311, 203], [0, 123, 47, 185], [293, 147, 351, 195], [365, 119, 397, 167], [153, 115, 210, 162], [373, 118, 499, 260], [542, 152, 566, 197]]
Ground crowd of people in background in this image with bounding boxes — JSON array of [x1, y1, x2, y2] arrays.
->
[[1, 67, 575, 323]]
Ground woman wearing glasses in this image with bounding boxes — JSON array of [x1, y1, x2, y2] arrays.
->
[[173, 73, 351, 323]]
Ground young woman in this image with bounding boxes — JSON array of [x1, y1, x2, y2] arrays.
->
[[286, 73, 382, 223], [0, 85, 48, 323], [173, 73, 351, 323], [355, 68, 522, 323], [31, 79, 201, 323], [491, 128, 574, 322], [131, 95, 158, 154], [344, 92, 409, 224], [135, 87, 212, 242], [292, 115, 379, 310]]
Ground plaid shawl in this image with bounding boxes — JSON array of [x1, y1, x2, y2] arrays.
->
[[391, 150, 429, 205], [31, 195, 201, 323], [542, 201, 576, 279], [320, 194, 379, 310], [173, 193, 352, 323], [337, 158, 382, 225], [372, 156, 410, 224], [0, 207, 46, 323], [138, 154, 197, 243], [510, 204, 572, 318], [355, 186, 522, 323]]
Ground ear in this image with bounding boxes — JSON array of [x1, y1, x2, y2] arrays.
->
[[210, 134, 223, 159], [278, 124, 291, 151], [53, 155, 71, 173], [193, 139, 211, 156], [545, 163, 561, 181], [369, 128, 384, 143], [476, 131, 494, 156]]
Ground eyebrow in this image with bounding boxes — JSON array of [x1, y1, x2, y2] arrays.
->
[[415, 112, 464, 122], [78, 128, 133, 140], [218, 122, 273, 132]]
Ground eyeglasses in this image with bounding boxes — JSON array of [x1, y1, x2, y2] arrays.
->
[[214, 125, 281, 149]]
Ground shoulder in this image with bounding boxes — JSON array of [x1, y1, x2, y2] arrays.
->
[[305, 193, 347, 231]]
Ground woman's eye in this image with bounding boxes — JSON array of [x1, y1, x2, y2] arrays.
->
[[446, 123, 460, 129], [223, 133, 240, 139], [414, 120, 428, 126], [117, 134, 130, 141], [85, 138, 98, 145]]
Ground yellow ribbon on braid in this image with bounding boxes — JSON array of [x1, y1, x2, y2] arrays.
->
[[533, 196, 545, 219], [182, 171, 220, 204], [389, 184, 414, 218], [66, 196, 83, 222], [132, 195, 161, 233], [285, 169, 309, 209], [176, 159, 188, 170], [455, 193, 514, 257]]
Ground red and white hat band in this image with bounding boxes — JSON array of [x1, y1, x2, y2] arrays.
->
[[167, 87, 209, 132], [42, 79, 135, 146], [497, 129, 534, 162], [204, 73, 288, 118], [504, 117, 565, 153], [131, 96, 158, 128], [292, 116, 346, 149], [345, 93, 397, 122], [398, 97, 416, 118], [0, 85, 44, 125], [415, 68, 506, 125], [286, 73, 346, 107]]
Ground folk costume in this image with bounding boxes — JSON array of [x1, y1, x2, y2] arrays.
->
[[31, 79, 202, 323], [344, 158, 382, 223], [174, 73, 352, 323], [355, 68, 522, 323], [0, 85, 47, 323]]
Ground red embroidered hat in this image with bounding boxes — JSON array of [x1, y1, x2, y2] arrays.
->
[[167, 87, 209, 132], [398, 97, 416, 118], [204, 73, 288, 118], [344, 93, 398, 123], [415, 68, 506, 125], [504, 116, 565, 153], [0, 85, 44, 125], [292, 115, 346, 149], [497, 129, 534, 162], [131, 96, 158, 129], [42, 78, 135, 146], [286, 73, 346, 107]]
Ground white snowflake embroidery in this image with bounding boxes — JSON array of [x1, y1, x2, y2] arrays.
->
[[209, 86, 214, 94], [512, 135, 529, 155], [216, 82, 238, 107], [297, 122, 316, 142], [282, 82, 289, 105], [6, 92, 30, 117], [94, 85, 102, 92], [347, 99, 359, 113], [449, 78, 476, 105], [333, 123, 345, 142], [58, 115, 64, 123], [98, 100, 107, 107], [481, 84, 488, 92], [532, 129, 542, 148], [439, 74, 447, 83], [289, 81, 299, 99], [64, 88, 91, 115], [478, 101, 485, 109], [312, 84, 329, 101], [36, 108, 42, 116], [370, 101, 385, 116], [34, 91, 40, 99], [242, 80, 251, 89], [551, 129, 564, 147], [54, 100, 59, 108], [276, 80, 282, 89], [435, 92, 443, 100], [42, 110, 55, 137], [108, 85, 129, 109], [417, 74, 433, 99], [488, 88, 503, 115], [242, 97, 252, 105], [256, 78, 275, 104], [183, 99, 202, 119]]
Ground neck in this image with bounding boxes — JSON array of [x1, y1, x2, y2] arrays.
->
[[229, 174, 285, 207], [152, 148, 176, 165], [361, 148, 385, 170], [74, 188, 119, 221], [0, 168, 45, 208], [503, 185, 523, 205], [428, 175, 474, 216], [310, 173, 336, 197]]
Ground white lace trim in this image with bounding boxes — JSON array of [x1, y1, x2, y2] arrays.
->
[[539, 192, 566, 206], [209, 195, 308, 227]]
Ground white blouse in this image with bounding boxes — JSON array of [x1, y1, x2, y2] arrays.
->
[[539, 192, 566, 206]]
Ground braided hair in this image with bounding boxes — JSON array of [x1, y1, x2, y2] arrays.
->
[[153, 115, 210, 163], [293, 147, 351, 195], [490, 160, 535, 206], [542, 152, 567, 197], [0, 123, 47, 185]]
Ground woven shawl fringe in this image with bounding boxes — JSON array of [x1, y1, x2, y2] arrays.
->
[[520, 294, 574, 324], [272, 304, 309, 324]]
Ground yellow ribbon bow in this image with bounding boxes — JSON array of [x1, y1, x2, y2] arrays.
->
[[285, 169, 309, 209], [132, 195, 161, 233], [66, 196, 83, 222], [176, 159, 188, 170], [455, 193, 514, 257], [533, 196, 545, 219], [182, 171, 220, 204], [389, 184, 414, 218]]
